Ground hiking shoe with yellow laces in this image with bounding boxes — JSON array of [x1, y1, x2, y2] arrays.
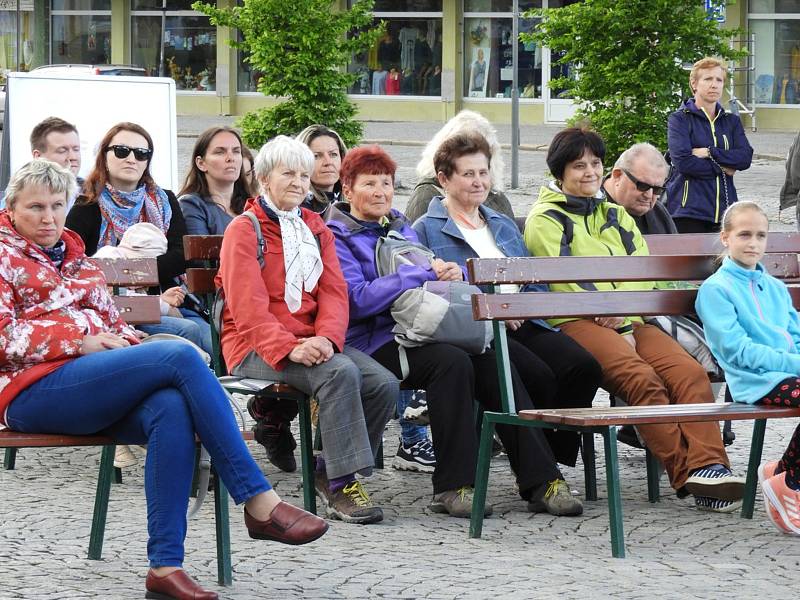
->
[[327, 480, 384, 524], [527, 479, 583, 516], [429, 486, 493, 519]]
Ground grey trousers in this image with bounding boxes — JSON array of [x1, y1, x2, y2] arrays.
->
[[232, 346, 398, 480]]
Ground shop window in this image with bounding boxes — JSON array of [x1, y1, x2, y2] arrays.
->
[[52, 15, 111, 65], [750, 16, 800, 104], [463, 16, 542, 99], [52, 0, 110, 8], [351, 0, 442, 10], [348, 17, 443, 97], [750, 0, 800, 13], [131, 11, 216, 91], [464, 0, 540, 11], [0, 7, 35, 73]]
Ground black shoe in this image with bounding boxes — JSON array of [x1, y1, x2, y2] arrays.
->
[[616, 425, 644, 449], [253, 420, 297, 472]]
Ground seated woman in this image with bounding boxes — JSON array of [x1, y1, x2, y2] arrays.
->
[[179, 126, 254, 236], [0, 160, 327, 600], [525, 127, 745, 512], [404, 110, 514, 223], [328, 144, 583, 518], [697, 201, 800, 533], [217, 136, 397, 525], [413, 133, 602, 467], [65, 122, 211, 355], [297, 124, 436, 473]]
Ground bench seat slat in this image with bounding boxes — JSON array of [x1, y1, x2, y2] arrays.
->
[[113, 295, 162, 325], [519, 403, 800, 427], [0, 429, 254, 447], [467, 254, 800, 286]]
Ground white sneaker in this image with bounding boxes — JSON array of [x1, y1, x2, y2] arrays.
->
[[114, 445, 138, 469]]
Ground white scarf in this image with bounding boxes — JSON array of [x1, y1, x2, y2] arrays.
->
[[262, 196, 323, 313]]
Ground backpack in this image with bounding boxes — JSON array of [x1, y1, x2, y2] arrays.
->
[[644, 314, 722, 378], [374, 229, 493, 378]]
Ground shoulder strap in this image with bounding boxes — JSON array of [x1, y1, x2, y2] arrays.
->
[[241, 210, 265, 269]]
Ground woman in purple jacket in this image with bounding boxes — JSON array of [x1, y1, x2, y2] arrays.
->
[[327, 145, 584, 519], [665, 57, 753, 233]]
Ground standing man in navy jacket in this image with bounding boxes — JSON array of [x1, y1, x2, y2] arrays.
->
[[665, 57, 753, 233]]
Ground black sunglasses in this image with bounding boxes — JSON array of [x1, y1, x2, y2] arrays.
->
[[621, 169, 666, 196], [107, 144, 152, 161]]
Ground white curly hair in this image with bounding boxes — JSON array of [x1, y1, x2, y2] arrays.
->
[[415, 110, 505, 191]]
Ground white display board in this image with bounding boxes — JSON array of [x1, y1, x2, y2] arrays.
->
[[1, 71, 177, 191]]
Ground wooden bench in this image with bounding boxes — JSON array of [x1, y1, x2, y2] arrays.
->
[[466, 253, 800, 558], [183, 234, 318, 517]]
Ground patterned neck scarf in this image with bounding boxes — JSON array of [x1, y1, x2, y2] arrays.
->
[[259, 196, 323, 313], [98, 183, 172, 249], [40, 240, 66, 269]]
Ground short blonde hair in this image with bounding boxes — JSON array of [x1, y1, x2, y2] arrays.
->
[[690, 57, 726, 87], [5, 159, 77, 210]]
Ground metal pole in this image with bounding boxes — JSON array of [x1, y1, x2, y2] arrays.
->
[[511, 0, 519, 189], [158, 6, 166, 77], [15, 0, 21, 71]]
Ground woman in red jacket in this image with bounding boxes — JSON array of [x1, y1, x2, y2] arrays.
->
[[217, 135, 397, 526], [0, 160, 327, 600]]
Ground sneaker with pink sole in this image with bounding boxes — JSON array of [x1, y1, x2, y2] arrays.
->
[[762, 472, 800, 535], [758, 461, 790, 533]]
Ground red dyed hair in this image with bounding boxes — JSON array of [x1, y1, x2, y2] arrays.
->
[[339, 145, 397, 189]]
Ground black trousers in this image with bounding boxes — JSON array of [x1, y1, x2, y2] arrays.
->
[[509, 322, 602, 466], [673, 216, 721, 234], [372, 340, 561, 496]]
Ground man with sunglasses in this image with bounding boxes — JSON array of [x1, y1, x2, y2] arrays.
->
[[602, 143, 677, 235]]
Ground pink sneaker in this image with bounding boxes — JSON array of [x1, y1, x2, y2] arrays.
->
[[762, 472, 800, 535], [758, 461, 780, 486]]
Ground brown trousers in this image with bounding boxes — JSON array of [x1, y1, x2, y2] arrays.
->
[[560, 320, 729, 489]]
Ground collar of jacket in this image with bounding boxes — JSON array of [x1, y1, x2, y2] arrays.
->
[[544, 181, 604, 216], [682, 97, 726, 119], [720, 255, 765, 283], [0, 209, 86, 267], [327, 202, 407, 236], [426, 195, 506, 241]]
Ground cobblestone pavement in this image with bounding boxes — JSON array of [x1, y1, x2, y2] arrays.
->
[[2, 116, 799, 599]]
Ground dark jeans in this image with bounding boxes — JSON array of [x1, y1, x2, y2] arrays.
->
[[509, 322, 602, 466], [6, 341, 270, 568], [372, 340, 560, 496], [673, 217, 721, 234]]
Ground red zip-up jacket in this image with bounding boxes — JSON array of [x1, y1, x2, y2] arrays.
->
[[0, 211, 138, 423], [216, 198, 348, 372]]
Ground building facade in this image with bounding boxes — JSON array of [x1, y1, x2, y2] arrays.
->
[[1, 0, 798, 129]]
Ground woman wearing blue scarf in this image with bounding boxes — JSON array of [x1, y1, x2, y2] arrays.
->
[[66, 122, 211, 360]]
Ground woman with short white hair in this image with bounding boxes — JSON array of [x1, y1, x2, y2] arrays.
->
[[217, 136, 397, 525]]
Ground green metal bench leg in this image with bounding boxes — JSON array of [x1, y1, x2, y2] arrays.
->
[[602, 428, 626, 558], [469, 414, 495, 539], [581, 432, 597, 501], [312, 420, 322, 452], [297, 397, 317, 514], [113, 467, 122, 484], [742, 418, 767, 519], [4, 448, 17, 470], [88, 444, 115, 560], [375, 438, 384, 470], [645, 449, 660, 503], [213, 469, 233, 586]]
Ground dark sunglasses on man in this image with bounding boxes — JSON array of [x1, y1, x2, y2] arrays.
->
[[621, 168, 666, 197], [107, 144, 153, 162]]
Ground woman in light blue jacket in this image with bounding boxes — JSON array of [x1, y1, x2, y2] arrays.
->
[[696, 200, 800, 536]]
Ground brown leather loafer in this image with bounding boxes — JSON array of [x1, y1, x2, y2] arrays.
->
[[145, 569, 218, 600], [245, 501, 329, 545]]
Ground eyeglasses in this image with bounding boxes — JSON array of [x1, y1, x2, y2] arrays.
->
[[107, 145, 152, 162], [621, 169, 666, 196]]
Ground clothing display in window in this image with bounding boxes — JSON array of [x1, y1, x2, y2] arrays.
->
[[400, 27, 417, 71], [372, 69, 387, 94]]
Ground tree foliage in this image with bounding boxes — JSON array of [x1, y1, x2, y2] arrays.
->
[[524, 0, 746, 163], [193, 0, 383, 148]]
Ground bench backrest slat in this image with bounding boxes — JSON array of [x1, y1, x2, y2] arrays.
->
[[471, 287, 800, 321], [645, 231, 800, 255], [183, 235, 223, 262], [94, 257, 159, 288], [467, 253, 800, 285], [113, 295, 162, 324]]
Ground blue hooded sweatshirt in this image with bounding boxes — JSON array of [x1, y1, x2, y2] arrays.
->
[[696, 257, 800, 404]]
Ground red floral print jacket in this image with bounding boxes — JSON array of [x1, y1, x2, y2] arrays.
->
[[0, 211, 138, 423]]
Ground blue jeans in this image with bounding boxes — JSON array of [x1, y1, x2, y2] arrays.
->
[[397, 389, 428, 445], [139, 311, 212, 355], [5, 341, 270, 568]]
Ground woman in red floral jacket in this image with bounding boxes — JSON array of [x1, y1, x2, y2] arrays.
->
[[0, 160, 327, 600]]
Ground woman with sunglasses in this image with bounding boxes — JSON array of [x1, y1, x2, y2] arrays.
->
[[179, 126, 255, 236], [66, 122, 211, 356]]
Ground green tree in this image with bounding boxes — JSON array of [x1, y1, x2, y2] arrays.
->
[[193, 0, 383, 148], [524, 0, 746, 162]]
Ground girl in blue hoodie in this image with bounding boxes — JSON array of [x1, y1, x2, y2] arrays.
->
[[696, 201, 800, 535]]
